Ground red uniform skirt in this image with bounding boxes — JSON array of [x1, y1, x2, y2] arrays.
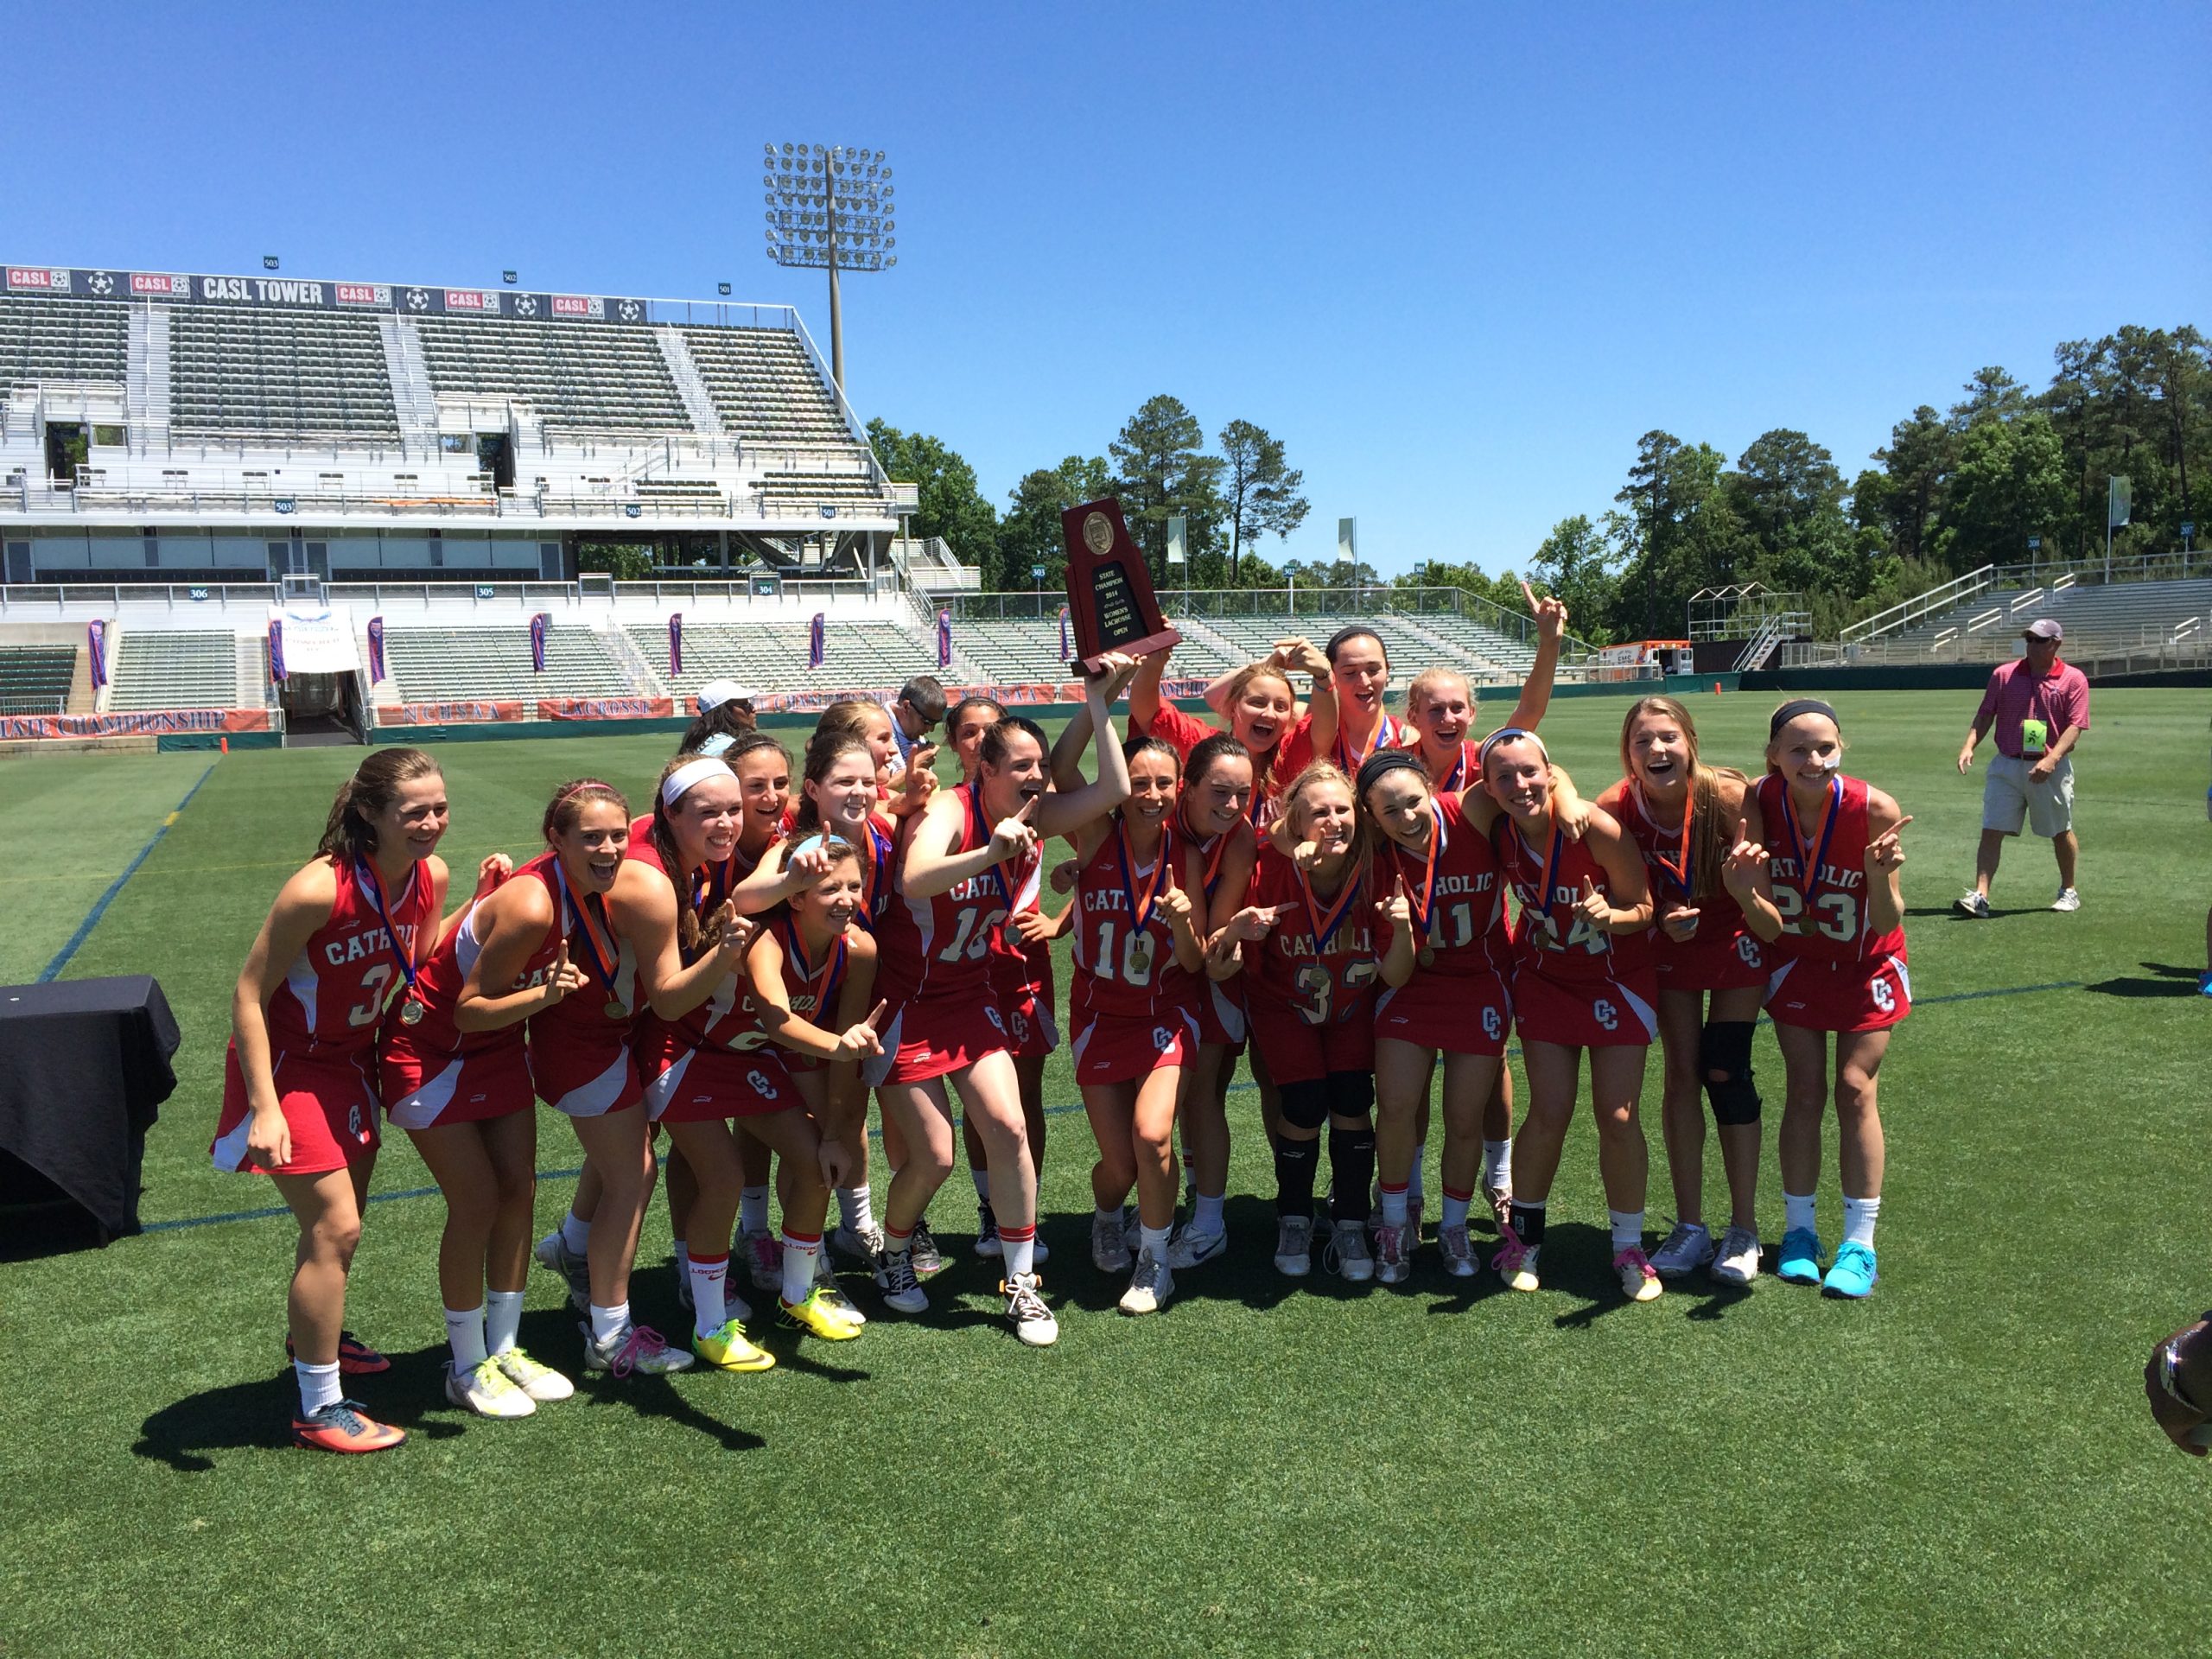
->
[[211, 1042, 380, 1176], [529, 1020, 643, 1119], [1372, 969, 1513, 1057], [1654, 918, 1770, 995], [861, 994, 1014, 1089], [1245, 1002, 1376, 1086], [383, 1035, 535, 1131], [1071, 1006, 1198, 1086], [1510, 963, 1659, 1049], [1764, 947, 1910, 1033], [642, 1038, 808, 1123]]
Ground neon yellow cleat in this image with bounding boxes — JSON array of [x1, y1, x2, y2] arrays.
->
[[692, 1319, 776, 1372], [779, 1286, 864, 1341]]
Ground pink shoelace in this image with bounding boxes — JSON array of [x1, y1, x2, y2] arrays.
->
[[1491, 1224, 1529, 1274], [1612, 1246, 1657, 1281], [611, 1324, 670, 1377]]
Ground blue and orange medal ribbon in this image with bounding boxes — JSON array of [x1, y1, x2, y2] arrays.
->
[[1296, 854, 1363, 958], [1777, 776, 1842, 909], [1516, 810, 1567, 946], [356, 861, 425, 1023], [553, 861, 626, 1019], [1399, 800, 1444, 962], [861, 817, 893, 925], [1114, 817, 1172, 973], [778, 913, 846, 1026], [1641, 781, 1694, 899], [1433, 740, 1475, 794], [1334, 712, 1395, 778]]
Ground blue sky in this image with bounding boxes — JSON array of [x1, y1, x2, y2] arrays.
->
[[3, 3, 2203, 576]]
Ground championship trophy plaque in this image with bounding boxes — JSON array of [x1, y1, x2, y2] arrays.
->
[[1059, 497, 1182, 671]]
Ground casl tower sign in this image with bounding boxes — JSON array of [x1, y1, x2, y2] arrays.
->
[[4, 263, 652, 325]]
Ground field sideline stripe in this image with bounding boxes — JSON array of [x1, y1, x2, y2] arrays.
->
[[131, 977, 2082, 1238], [39, 763, 217, 983]]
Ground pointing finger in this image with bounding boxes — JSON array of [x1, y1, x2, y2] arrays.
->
[[1520, 578, 1537, 611], [865, 999, 888, 1029]]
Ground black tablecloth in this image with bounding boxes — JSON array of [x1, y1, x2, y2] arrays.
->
[[0, 976, 179, 1238]]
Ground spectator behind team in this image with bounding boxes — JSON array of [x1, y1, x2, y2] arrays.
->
[[1955, 619, 2088, 917], [880, 675, 947, 781], [681, 680, 759, 756]]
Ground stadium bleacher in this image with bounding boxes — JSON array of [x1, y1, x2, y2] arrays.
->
[[415, 317, 689, 433], [168, 308, 400, 440], [0, 296, 128, 385], [680, 327, 852, 446], [1880, 575, 2212, 657], [626, 619, 930, 696], [378, 624, 634, 702], [0, 645, 74, 714], [106, 630, 240, 709]]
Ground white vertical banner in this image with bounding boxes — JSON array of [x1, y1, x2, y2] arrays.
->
[[1166, 514, 1187, 566], [1338, 517, 1357, 564]]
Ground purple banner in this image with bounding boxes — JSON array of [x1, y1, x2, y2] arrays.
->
[[268, 620, 286, 683], [86, 619, 107, 690], [808, 611, 825, 670], [1058, 605, 1071, 664], [669, 612, 683, 678], [366, 614, 386, 683], [937, 608, 951, 670], [530, 612, 550, 673]]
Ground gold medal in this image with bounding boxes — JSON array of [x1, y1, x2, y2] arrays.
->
[[604, 1000, 627, 1020], [1418, 945, 1436, 967], [1128, 932, 1155, 976], [399, 999, 424, 1026]]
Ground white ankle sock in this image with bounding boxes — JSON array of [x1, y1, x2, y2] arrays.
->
[[559, 1211, 591, 1255], [444, 1305, 488, 1370], [1483, 1139, 1512, 1185], [1193, 1192, 1224, 1235], [1842, 1194, 1881, 1247], [1379, 1184, 1409, 1227], [485, 1288, 524, 1356], [1440, 1189, 1471, 1230], [739, 1185, 770, 1236], [1609, 1211, 1645, 1253], [780, 1230, 821, 1306], [588, 1300, 628, 1348], [1783, 1192, 1819, 1235], [1139, 1224, 1171, 1262], [295, 1357, 341, 1415]]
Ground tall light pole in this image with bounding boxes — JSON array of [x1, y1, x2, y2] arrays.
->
[[763, 142, 897, 391]]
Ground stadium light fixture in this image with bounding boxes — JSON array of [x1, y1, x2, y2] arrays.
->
[[763, 138, 899, 391]]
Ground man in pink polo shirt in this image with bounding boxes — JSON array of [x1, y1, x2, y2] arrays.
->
[[1955, 618, 2089, 916]]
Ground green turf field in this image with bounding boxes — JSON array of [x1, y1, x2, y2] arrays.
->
[[3, 689, 2208, 1656]]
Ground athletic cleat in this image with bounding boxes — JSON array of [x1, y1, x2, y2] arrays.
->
[[581, 1320, 695, 1376], [1167, 1224, 1228, 1271], [1437, 1221, 1478, 1278], [693, 1317, 777, 1371], [909, 1217, 945, 1278], [1492, 1227, 1541, 1292], [811, 1250, 866, 1324], [1649, 1222, 1716, 1281], [1614, 1246, 1663, 1301], [1483, 1181, 1514, 1232], [1325, 1218, 1376, 1283], [742, 1228, 781, 1291], [1092, 1210, 1134, 1274], [1821, 1240, 1878, 1299], [974, 1199, 1002, 1257], [830, 1223, 884, 1264], [873, 1246, 929, 1314], [533, 1230, 594, 1312], [1123, 1204, 1143, 1253], [1002, 1272, 1058, 1346], [291, 1398, 406, 1454], [493, 1346, 575, 1402], [1953, 890, 1992, 918], [1371, 1222, 1409, 1285], [2199, 970, 2212, 997], [1710, 1225, 1763, 1286], [780, 1286, 864, 1341], [1274, 1216, 1314, 1277], [2050, 887, 2081, 912], [286, 1330, 391, 1376], [1777, 1228, 1825, 1285], [1119, 1249, 1174, 1316], [446, 1357, 536, 1418]]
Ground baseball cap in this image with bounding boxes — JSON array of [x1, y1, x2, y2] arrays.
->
[[696, 678, 758, 713], [2022, 619, 2063, 642]]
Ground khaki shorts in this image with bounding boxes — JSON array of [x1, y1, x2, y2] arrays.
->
[[1983, 753, 2073, 837]]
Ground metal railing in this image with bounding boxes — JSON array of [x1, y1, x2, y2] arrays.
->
[[1840, 564, 1994, 643]]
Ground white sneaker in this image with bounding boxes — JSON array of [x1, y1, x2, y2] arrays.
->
[[830, 1223, 883, 1263], [1326, 1218, 1375, 1283], [1002, 1272, 1058, 1346], [493, 1345, 575, 1402], [1119, 1249, 1174, 1315], [446, 1357, 535, 1418], [2051, 887, 2081, 912], [1649, 1221, 1716, 1281], [1167, 1224, 1228, 1270], [1437, 1221, 1477, 1278], [1954, 890, 1992, 918], [533, 1230, 593, 1313], [580, 1320, 694, 1376], [873, 1246, 929, 1315], [1091, 1210, 1133, 1273], [974, 1200, 1001, 1257], [742, 1227, 781, 1291], [1710, 1225, 1763, 1286], [1372, 1222, 1410, 1285], [1274, 1216, 1313, 1277]]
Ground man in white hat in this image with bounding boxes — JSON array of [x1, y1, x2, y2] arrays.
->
[[1955, 618, 2089, 916]]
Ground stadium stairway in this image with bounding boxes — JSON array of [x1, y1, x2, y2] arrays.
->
[[654, 327, 726, 438]]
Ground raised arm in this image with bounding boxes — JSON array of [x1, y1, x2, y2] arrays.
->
[[1503, 580, 1566, 730], [1051, 652, 1143, 791], [1034, 665, 1133, 840], [1130, 644, 1174, 737]]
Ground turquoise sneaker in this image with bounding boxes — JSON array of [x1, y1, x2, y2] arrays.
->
[[1777, 1227, 1825, 1285], [1822, 1241, 1878, 1299], [2198, 970, 2212, 997]]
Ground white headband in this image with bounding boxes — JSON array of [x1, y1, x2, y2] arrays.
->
[[661, 756, 736, 807], [1477, 725, 1549, 768]]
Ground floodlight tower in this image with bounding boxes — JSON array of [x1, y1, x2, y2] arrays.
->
[[763, 142, 896, 391]]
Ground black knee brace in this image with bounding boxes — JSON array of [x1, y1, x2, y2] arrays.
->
[[1700, 1020, 1761, 1126], [1326, 1068, 1375, 1121], [1279, 1078, 1332, 1132]]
